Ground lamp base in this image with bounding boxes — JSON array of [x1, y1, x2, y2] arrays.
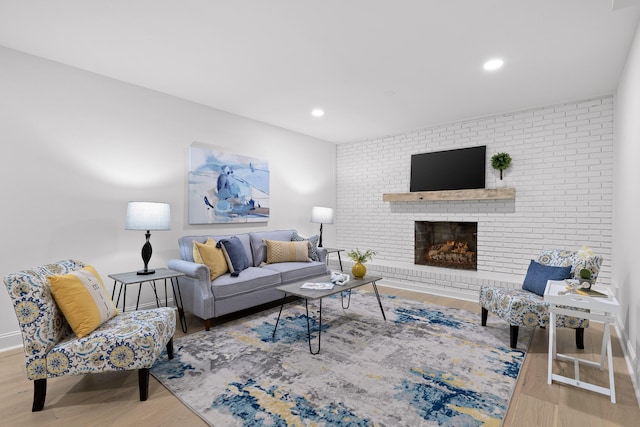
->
[[137, 269, 155, 275]]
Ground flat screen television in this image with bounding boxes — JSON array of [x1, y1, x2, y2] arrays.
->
[[410, 146, 486, 192]]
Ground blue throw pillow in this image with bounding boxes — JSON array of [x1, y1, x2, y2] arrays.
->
[[522, 259, 572, 296], [216, 237, 250, 277]]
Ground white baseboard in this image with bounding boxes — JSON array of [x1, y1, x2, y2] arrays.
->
[[0, 331, 24, 353], [375, 277, 480, 303]]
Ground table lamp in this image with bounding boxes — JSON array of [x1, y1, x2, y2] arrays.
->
[[125, 201, 171, 275], [310, 206, 333, 247]]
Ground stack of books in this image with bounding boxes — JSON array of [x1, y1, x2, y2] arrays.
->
[[575, 288, 608, 298]]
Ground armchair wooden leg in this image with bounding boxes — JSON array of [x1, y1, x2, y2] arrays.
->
[[166, 338, 174, 360], [510, 325, 519, 349], [204, 319, 211, 331], [32, 378, 46, 411], [481, 307, 488, 326], [575, 327, 585, 349], [138, 368, 149, 401]]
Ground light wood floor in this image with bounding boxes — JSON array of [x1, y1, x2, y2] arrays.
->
[[0, 285, 637, 426]]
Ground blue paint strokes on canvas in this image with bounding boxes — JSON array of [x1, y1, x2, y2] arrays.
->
[[394, 306, 463, 329], [194, 153, 269, 195], [189, 146, 270, 224], [396, 369, 504, 426], [212, 378, 371, 426], [254, 314, 329, 344]]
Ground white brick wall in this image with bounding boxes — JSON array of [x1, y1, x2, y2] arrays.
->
[[336, 96, 613, 299]]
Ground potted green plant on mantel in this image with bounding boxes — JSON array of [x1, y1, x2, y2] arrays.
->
[[347, 248, 376, 279], [491, 152, 512, 187]]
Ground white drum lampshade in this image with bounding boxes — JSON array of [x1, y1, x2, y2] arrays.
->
[[125, 202, 171, 275], [310, 206, 334, 247]]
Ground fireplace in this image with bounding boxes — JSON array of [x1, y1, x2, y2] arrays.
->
[[415, 221, 477, 270]]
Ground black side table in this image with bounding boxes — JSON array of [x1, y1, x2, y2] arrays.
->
[[108, 268, 187, 333]]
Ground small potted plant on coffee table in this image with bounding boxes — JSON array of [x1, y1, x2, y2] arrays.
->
[[347, 248, 377, 279]]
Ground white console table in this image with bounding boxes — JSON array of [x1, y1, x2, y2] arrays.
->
[[544, 280, 619, 403]]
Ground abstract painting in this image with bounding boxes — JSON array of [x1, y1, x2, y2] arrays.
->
[[188, 143, 269, 224]]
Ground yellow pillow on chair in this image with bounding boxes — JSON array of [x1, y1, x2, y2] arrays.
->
[[48, 265, 118, 338]]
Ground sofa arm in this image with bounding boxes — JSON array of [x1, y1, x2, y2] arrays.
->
[[168, 259, 209, 281], [168, 259, 216, 321], [316, 247, 327, 263]]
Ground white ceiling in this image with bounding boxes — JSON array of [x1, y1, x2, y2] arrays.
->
[[1, 1, 639, 143]]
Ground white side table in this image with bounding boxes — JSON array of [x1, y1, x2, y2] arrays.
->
[[544, 280, 620, 403]]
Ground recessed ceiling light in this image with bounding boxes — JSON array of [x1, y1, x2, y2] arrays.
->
[[483, 58, 504, 71], [311, 108, 325, 117]]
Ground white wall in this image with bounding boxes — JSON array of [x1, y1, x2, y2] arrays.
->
[[0, 46, 336, 351], [336, 97, 614, 300], [614, 19, 640, 393]]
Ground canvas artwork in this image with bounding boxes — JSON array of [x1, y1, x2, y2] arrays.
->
[[189, 144, 269, 224]]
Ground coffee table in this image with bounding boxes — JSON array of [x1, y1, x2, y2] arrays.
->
[[271, 274, 385, 354]]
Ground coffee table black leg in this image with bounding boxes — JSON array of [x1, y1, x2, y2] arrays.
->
[[272, 293, 288, 339], [341, 289, 352, 309], [371, 281, 386, 321], [305, 298, 322, 355]]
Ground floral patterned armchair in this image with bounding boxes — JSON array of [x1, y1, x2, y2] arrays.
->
[[3, 259, 176, 411], [479, 248, 603, 349]]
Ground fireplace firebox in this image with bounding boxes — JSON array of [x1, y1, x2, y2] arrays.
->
[[415, 221, 477, 270]]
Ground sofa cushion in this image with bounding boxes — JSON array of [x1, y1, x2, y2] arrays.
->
[[193, 238, 228, 280], [217, 237, 251, 277], [210, 267, 281, 299], [50, 307, 175, 375], [291, 232, 320, 261], [266, 240, 311, 263], [522, 259, 572, 296], [262, 261, 329, 284], [48, 265, 118, 338], [249, 229, 296, 266]]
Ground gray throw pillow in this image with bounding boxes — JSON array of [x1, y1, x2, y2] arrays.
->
[[291, 232, 320, 261]]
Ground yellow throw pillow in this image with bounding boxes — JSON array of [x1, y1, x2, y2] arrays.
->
[[265, 240, 312, 263], [48, 265, 118, 338], [193, 238, 229, 280]]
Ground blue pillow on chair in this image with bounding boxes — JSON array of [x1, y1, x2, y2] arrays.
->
[[522, 259, 572, 296], [216, 237, 250, 277]]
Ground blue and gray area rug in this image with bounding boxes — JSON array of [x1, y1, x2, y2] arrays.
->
[[151, 291, 531, 426]]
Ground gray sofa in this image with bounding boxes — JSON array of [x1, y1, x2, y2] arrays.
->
[[167, 229, 329, 330]]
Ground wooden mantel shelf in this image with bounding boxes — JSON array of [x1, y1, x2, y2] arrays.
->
[[382, 187, 515, 202]]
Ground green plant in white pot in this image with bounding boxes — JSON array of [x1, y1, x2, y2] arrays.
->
[[491, 152, 512, 181]]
